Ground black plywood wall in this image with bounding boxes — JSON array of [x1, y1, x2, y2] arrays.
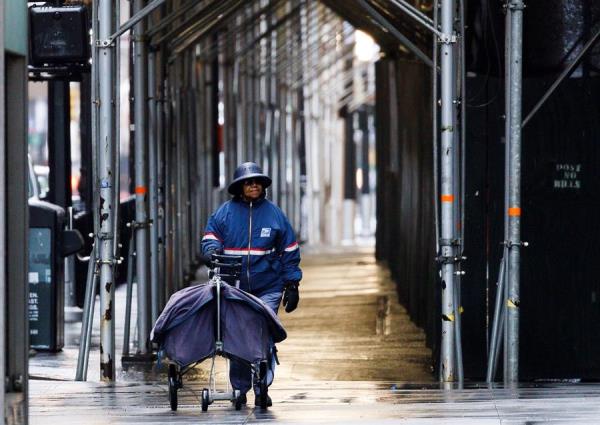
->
[[375, 0, 600, 379], [375, 58, 439, 372]]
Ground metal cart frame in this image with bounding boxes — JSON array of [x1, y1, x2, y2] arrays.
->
[[167, 254, 270, 411]]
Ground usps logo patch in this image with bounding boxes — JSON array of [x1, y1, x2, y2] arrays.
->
[[260, 228, 271, 238]]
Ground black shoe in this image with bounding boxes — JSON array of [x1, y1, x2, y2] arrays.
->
[[254, 394, 272, 407], [233, 393, 247, 405]]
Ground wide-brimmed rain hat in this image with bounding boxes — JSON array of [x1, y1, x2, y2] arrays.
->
[[228, 162, 272, 195]]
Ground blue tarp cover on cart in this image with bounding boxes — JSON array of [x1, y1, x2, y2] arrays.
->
[[151, 281, 286, 367]]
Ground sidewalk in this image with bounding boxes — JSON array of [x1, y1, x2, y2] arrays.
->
[[275, 247, 433, 382], [28, 248, 600, 424]]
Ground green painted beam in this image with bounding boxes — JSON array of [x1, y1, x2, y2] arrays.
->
[[4, 0, 27, 56]]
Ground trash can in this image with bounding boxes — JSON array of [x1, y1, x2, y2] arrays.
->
[[29, 199, 83, 351]]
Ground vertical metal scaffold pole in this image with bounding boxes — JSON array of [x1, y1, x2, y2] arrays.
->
[[148, 49, 160, 325], [505, 0, 524, 383], [439, 0, 458, 382], [97, 0, 116, 381], [133, 0, 151, 355], [156, 53, 165, 311], [76, 0, 100, 380], [432, 0, 440, 255], [0, 0, 6, 406], [502, 0, 512, 383]]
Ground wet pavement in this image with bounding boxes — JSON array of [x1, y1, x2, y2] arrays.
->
[[28, 247, 600, 423], [28, 379, 600, 424]]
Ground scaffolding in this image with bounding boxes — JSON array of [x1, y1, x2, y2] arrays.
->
[[75, 0, 532, 384]]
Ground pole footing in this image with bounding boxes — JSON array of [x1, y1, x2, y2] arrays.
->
[[121, 352, 157, 368]]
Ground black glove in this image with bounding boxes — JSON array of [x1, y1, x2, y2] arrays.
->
[[200, 249, 222, 268], [282, 281, 299, 313]]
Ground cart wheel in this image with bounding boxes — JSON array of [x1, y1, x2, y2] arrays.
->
[[168, 365, 178, 411], [259, 360, 269, 410], [234, 397, 243, 410], [259, 381, 268, 410], [201, 388, 209, 412], [233, 389, 242, 411]]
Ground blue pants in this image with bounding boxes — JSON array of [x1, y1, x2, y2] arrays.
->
[[229, 291, 281, 394]]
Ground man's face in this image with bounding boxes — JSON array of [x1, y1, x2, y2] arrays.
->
[[242, 178, 263, 201]]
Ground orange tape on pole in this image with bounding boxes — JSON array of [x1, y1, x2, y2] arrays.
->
[[508, 207, 521, 217], [441, 194, 454, 202], [135, 186, 147, 195]]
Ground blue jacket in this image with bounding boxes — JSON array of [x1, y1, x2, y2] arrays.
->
[[201, 196, 302, 296]]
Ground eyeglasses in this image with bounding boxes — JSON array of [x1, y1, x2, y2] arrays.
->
[[243, 178, 262, 186]]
